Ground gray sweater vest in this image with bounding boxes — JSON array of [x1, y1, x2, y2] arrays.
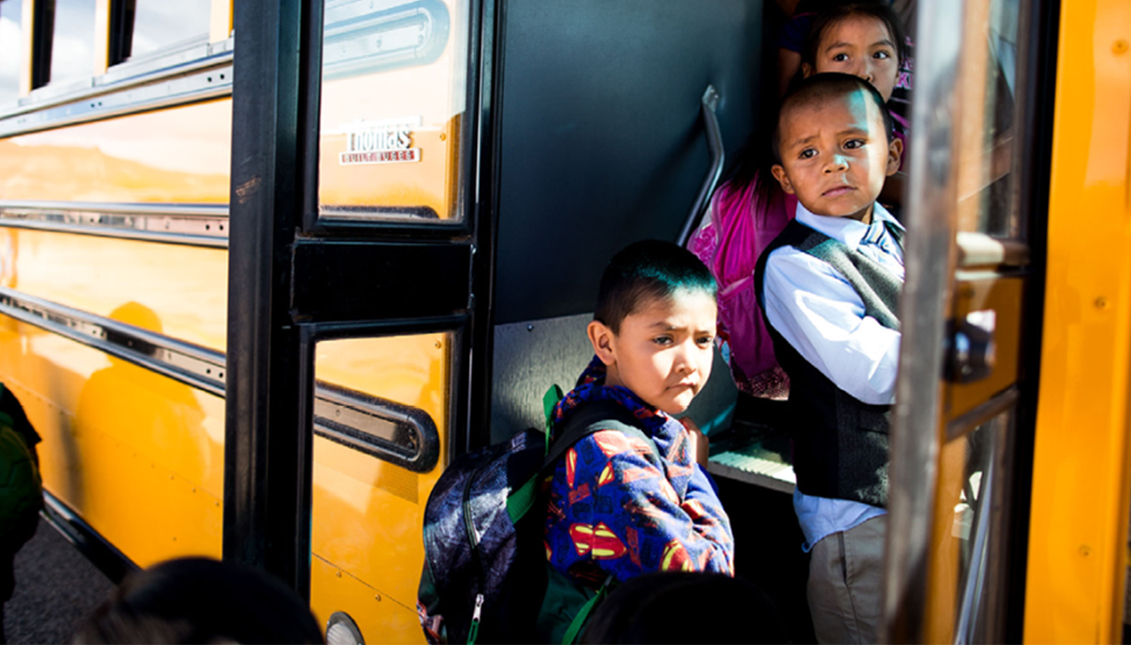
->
[[754, 218, 903, 507]]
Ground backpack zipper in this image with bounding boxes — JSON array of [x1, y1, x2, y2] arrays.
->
[[467, 592, 484, 644], [462, 460, 489, 642]]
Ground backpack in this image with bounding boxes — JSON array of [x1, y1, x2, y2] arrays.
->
[[418, 391, 660, 645], [0, 384, 43, 545]]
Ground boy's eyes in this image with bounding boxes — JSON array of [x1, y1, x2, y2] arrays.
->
[[651, 334, 715, 346], [844, 138, 866, 150], [798, 148, 818, 159]]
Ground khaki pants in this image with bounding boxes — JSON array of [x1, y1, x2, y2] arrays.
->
[[807, 515, 886, 644]]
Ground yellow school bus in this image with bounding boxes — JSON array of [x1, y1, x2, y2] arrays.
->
[[0, 0, 1129, 642]]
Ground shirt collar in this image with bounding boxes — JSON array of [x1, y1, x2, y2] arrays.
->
[[794, 201, 903, 252]]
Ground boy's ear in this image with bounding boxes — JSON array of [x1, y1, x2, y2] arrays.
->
[[886, 137, 904, 177], [587, 320, 617, 366], [771, 164, 796, 195], [801, 62, 814, 78]]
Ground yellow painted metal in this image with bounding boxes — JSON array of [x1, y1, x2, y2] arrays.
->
[[946, 276, 1024, 418], [309, 334, 450, 645], [209, 0, 231, 43], [1024, 0, 1131, 642], [0, 314, 225, 566], [923, 434, 969, 643], [0, 228, 228, 352], [0, 100, 231, 203]]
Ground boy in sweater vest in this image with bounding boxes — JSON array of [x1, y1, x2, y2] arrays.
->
[[755, 73, 904, 644]]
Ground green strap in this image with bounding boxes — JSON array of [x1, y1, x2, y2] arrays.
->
[[507, 384, 564, 525], [561, 576, 613, 645], [467, 613, 480, 645], [543, 384, 563, 456], [506, 475, 538, 524]]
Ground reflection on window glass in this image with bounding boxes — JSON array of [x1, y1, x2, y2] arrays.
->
[[950, 412, 1011, 644], [0, 0, 21, 104], [317, 0, 469, 223], [955, 0, 1021, 236], [115, 0, 211, 63], [45, 0, 96, 86]]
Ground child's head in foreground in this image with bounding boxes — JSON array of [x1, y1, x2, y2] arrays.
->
[[589, 240, 717, 416], [73, 557, 324, 644], [801, 1, 909, 102], [771, 73, 902, 223]]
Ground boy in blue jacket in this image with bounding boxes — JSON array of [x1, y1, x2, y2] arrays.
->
[[541, 240, 734, 640]]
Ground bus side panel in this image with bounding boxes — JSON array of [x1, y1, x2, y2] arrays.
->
[[1024, 0, 1131, 642], [0, 229, 229, 352], [0, 100, 231, 204], [309, 334, 450, 644], [0, 315, 225, 566]]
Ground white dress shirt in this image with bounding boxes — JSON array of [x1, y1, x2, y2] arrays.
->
[[762, 202, 904, 406], [762, 201, 905, 548]]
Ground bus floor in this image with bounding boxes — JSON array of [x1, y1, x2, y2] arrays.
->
[[714, 475, 818, 644], [2, 518, 114, 644]]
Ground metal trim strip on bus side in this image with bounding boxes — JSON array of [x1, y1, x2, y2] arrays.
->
[[0, 54, 234, 138], [0, 287, 440, 472], [0, 201, 230, 248]]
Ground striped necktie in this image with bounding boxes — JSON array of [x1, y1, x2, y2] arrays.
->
[[861, 219, 904, 281]]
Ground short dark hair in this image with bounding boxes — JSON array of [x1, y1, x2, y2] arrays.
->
[[74, 557, 324, 644], [801, 1, 910, 75], [773, 72, 894, 163], [594, 240, 717, 334]]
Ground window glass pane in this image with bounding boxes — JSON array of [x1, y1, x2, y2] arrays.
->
[[955, 0, 1021, 236], [48, 0, 97, 86], [309, 333, 451, 642], [123, 0, 211, 61], [0, 0, 21, 105], [949, 412, 1013, 643], [317, 0, 469, 223]]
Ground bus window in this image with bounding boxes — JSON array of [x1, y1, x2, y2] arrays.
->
[[309, 333, 450, 643], [317, 0, 469, 223], [109, 0, 211, 65], [956, 0, 1021, 237], [34, 0, 96, 89], [0, 0, 20, 105]]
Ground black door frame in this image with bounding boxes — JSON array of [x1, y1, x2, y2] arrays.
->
[[222, 0, 500, 596]]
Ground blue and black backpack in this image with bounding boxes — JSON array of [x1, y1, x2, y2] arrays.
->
[[418, 390, 659, 644]]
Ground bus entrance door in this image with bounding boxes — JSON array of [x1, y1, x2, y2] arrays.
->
[[223, 0, 486, 641], [880, 0, 1050, 642]]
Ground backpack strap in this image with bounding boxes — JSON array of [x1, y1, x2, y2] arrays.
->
[[541, 400, 661, 472], [507, 400, 661, 524]]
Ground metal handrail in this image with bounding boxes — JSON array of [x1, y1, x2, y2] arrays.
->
[[677, 85, 724, 247]]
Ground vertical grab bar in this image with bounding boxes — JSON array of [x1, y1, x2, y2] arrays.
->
[[677, 85, 724, 247]]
